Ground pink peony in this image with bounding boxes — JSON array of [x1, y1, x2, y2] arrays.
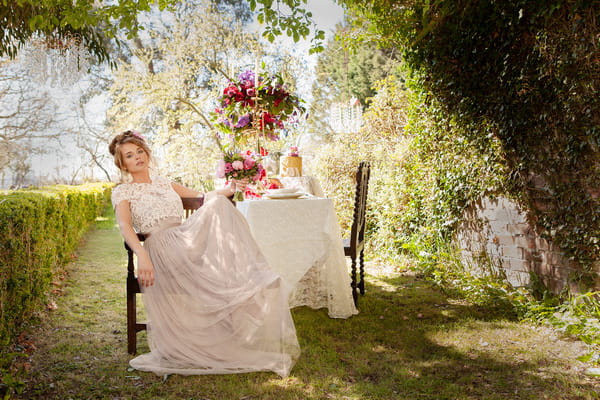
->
[[243, 157, 256, 170], [232, 160, 244, 170]]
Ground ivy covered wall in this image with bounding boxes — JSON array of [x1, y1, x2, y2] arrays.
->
[[335, 0, 599, 289]]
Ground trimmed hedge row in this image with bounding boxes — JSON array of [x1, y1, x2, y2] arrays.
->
[[0, 182, 113, 347]]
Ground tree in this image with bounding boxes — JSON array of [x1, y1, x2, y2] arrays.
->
[[316, 37, 399, 106], [0, 59, 65, 187], [0, 0, 177, 64], [0, 0, 325, 64], [106, 0, 307, 189], [307, 25, 400, 139]]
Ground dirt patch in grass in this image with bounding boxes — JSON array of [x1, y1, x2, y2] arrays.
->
[[10, 214, 600, 400]]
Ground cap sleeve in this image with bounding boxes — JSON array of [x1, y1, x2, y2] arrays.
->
[[111, 184, 130, 208]]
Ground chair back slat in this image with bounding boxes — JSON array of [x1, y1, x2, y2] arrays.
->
[[182, 196, 204, 217], [349, 162, 371, 248]]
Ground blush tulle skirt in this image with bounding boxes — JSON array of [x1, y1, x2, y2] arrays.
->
[[130, 195, 300, 377]]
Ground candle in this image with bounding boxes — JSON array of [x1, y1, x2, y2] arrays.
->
[[254, 58, 259, 87]]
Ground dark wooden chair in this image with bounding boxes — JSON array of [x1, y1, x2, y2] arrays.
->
[[124, 196, 204, 354], [344, 161, 371, 306]]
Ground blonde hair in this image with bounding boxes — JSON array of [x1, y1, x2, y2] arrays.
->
[[109, 130, 152, 174]]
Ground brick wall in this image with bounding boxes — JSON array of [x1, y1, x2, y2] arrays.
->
[[455, 196, 596, 293]]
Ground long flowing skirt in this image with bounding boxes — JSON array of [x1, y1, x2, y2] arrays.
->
[[129, 195, 300, 377]]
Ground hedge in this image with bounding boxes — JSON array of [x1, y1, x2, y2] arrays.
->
[[0, 182, 113, 347]]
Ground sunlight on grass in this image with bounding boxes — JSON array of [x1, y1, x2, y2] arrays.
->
[[10, 209, 600, 399]]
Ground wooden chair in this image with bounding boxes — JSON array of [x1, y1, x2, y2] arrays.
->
[[344, 161, 371, 306], [124, 196, 204, 354]]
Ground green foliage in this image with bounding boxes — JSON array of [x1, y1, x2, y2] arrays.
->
[[0, 0, 178, 63], [1, 0, 323, 63], [312, 74, 417, 263], [0, 368, 25, 398], [520, 291, 600, 363], [407, 236, 600, 364], [250, 0, 325, 53], [403, 0, 600, 271], [0, 183, 112, 347], [315, 40, 400, 106], [309, 34, 401, 138], [335, 0, 600, 286], [313, 71, 506, 266]]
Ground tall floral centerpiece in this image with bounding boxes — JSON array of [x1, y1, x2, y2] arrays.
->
[[211, 69, 305, 200]]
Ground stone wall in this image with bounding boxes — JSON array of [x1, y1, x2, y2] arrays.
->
[[455, 196, 596, 293]]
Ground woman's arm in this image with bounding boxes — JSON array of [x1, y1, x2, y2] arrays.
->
[[114, 200, 155, 287], [171, 180, 247, 199], [171, 182, 203, 198]]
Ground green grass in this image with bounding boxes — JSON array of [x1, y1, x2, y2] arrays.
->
[[9, 211, 600, 399]]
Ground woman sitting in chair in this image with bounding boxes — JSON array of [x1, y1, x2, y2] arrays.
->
[[109, 130, 299, 378]]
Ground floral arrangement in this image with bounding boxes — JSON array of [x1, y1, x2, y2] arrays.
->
[[212, 69, 305, 150], [130, 130, 145, 140], [216, 150, 265, 201], [287, 146, 299, 157]]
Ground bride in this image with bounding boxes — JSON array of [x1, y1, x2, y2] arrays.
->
[[109, 130, 300, 377]]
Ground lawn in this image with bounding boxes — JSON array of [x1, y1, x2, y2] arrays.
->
[[12, 210, 600, 399]]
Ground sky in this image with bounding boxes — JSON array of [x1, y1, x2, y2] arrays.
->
[[5, 0, 346, 188], [307, 0, 345, 35]]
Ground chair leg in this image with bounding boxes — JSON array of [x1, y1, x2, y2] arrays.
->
[[350, 257, 358, 306], [358, 250, 365, 295], [127, 291, 137, 355]]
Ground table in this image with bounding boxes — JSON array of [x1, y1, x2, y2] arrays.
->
[[236, 197, 358, 319]]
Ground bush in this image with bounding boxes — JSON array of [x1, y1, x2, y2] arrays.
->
[[337, 0, 600, 291], [0, 183, 112, 348]]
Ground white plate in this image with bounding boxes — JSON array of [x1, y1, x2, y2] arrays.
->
[[264, 192, 304, 199], [265, 188, 298, 195]]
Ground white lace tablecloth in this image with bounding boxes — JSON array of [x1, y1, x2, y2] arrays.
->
[[236, 198, 358, 318], [280, 176, 325, 197]]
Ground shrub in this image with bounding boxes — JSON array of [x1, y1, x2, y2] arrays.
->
[[0, 183, 112, 347], [337, 0, 600, 290]]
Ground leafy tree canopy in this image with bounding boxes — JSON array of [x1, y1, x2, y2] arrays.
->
[[0, 0, 326, 63], [314, 35, 399, 106], [0, 0, 175, 63]]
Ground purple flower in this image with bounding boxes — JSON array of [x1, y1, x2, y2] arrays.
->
[[234, 114, 251, 128], [238, 70, 255, 84]]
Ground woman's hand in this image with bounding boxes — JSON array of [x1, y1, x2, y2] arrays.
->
[[231, 178, 249, 194], [137, 252, 155, 287]]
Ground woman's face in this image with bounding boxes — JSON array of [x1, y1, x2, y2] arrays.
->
[[120, 142, 149, 173]]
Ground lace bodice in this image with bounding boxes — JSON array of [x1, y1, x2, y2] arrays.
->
[[111, 175, 185, 234]]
